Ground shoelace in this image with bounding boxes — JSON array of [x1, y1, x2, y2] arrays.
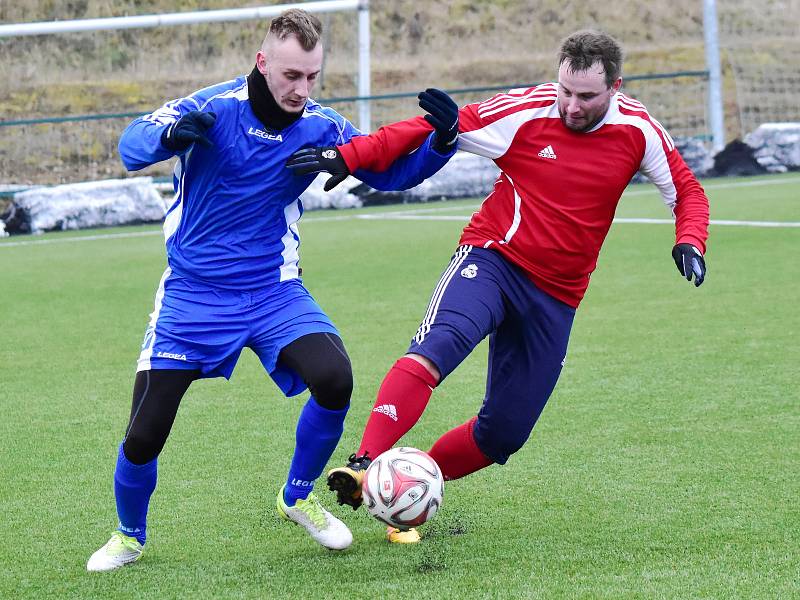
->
[[106, 531, 136, 552], [294, 493, 327, 529], [347, 453, 371, 469]]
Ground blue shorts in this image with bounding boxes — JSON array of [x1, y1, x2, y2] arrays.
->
[[408, 245, 576, 464], [137, 269, 338, 396]]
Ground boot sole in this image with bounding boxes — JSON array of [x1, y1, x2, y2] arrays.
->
[[327, 470, 362, 510]]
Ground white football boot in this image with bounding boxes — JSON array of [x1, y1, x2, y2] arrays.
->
[[277, 485, 353, 550], [87, 530, 143, 572]]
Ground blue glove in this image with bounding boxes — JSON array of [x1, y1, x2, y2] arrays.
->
[[672, 243, 706, 287], [417, 88, 459, 154], [160, 111, 217, 152], [285, 146, 351, 191]]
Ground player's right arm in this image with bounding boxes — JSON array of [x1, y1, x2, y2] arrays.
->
[[287, 86, 545, 185], [286, 89, 460, 190], [118, 95, 216, 171], [337, 85, 554, 171]]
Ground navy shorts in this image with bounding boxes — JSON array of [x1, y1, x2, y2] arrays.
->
[[137, 268, 338, 396], [408, 245, 576, 464]]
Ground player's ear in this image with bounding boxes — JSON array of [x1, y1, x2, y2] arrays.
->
[[611, 77, 622, 94], [255, 50, 268, 75]]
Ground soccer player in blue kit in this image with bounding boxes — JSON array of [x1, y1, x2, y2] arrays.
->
[[86, 9, 458, 571]]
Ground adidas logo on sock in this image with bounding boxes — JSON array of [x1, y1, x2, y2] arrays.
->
[[537, 145, 557, 159], [373, 404, 398, 421]]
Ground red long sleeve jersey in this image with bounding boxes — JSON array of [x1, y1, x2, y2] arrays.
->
[[340, 83, 709, 307]]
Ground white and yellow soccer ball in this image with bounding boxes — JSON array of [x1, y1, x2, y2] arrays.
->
[[362, 447, 444, 530]]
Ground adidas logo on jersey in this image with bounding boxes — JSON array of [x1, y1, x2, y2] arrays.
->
[[373, 404, 398, 421], [537, 145, 557, 159]]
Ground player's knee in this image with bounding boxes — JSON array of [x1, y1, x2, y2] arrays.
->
[[123, 430, 167, 465], [473, 417, 533, 465], [404, 353, 441, 383], [308, 359, 353, 411]]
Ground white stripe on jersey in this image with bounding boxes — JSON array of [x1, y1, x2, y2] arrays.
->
[[459, 103, 560, 159], [279, 199, 302, 281], [199, 81, 248, 110], [616, 95, 675, 151], [137, 267, 172, 372], [479, 95, 557, 120], [478, 84, 556, 114], [142, 99, 185, 126], [649, 116, 674, 152], [163, 161, 186, 243], [143, 80, 246, 126], [479, 82, 555, 103], [414, 245, 473, 344], [499, 174, 522, 244], [617, 93, 648, 111], [608, 108, 678, 209], [479, 91, 557, 119], [303, 109, 349, 144]]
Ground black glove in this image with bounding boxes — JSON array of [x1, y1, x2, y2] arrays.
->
[[160, 111, 217, 152], [285, 146, 351, 191], [672, 243, 706, 287], [418, 88, 459, 154]]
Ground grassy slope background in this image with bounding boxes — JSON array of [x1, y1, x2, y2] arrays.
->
[[1, 1, 797, 184], [1, 0, 712, 117]]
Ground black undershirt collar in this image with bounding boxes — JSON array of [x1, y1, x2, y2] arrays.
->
[[246, 65, 304, 131]]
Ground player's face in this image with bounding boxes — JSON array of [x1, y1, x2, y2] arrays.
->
[[257, 35, 323, 113], [557, 60, 621, 132]]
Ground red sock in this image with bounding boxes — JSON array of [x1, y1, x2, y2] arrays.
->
[[357, 357, 438, 458], [428, 416, 493, 480]]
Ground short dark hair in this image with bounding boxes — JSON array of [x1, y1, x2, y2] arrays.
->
[[268, 9, 322, 51], [558, 30, 623, 88]]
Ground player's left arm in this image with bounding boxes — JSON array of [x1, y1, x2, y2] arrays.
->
[[639, 128, 710, 287]]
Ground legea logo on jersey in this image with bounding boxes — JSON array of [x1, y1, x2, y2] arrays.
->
[[247, 126, 283, 142], [461, 264, 479, 279]]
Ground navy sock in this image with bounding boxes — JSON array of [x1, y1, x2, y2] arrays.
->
[[114, 443, 157, 545], [284, 397, 348, 506]]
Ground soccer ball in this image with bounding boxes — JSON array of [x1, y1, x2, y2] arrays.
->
[[362, 447, 444, 530]]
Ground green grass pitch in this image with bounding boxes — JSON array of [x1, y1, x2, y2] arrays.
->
[[1, 174, 798, 598]]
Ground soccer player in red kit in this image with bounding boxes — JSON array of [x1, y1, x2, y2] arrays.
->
[[287, 30, 709, 543]]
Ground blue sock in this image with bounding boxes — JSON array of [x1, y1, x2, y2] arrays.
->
[[284, 397, 348, 506], [114, 443, 157, 545]]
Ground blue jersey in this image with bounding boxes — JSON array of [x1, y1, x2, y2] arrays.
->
[[119, 76, 450, 290]]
